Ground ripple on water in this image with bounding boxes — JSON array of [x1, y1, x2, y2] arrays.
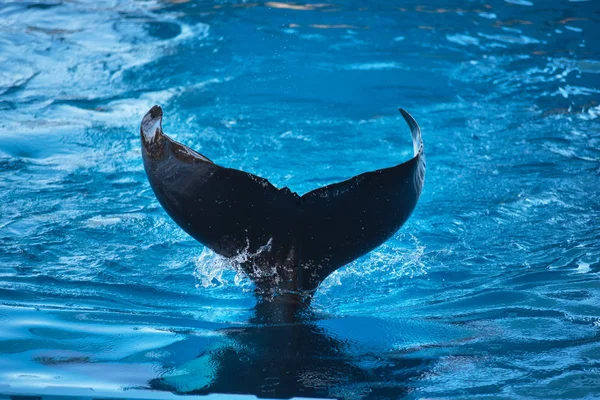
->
[[0, 0, 599, 398]]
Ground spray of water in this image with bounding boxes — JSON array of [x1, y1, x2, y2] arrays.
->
[[319, 234, 428, 293], [192, 239, 273, 290], [192, 233, 428, 297]]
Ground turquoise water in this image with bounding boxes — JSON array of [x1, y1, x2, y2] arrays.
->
[[1, 0, 600, 398]]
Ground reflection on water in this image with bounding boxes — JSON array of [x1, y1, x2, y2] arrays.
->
[[0, 303, 472, 399], [1, 0, 599, 398], [149, 303, 434, 399]]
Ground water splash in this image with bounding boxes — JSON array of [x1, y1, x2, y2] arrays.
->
[[319, 234, 428, 294], [192, 239, 273, 290]]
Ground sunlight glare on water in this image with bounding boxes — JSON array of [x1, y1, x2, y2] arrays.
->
[[0, 0, 599, 398]]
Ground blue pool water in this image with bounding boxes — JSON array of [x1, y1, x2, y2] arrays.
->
[[1, 0, 600, 398]]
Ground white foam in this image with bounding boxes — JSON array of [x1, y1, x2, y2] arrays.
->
[[345, 62, 402, 71], [447, 34, 480, 47], [85, 216, 123, 228], [193, 239, 273, 289]]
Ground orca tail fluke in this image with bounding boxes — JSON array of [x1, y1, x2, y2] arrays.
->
[[140, 107, 425, 302]]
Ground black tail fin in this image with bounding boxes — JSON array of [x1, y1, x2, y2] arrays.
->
[[141, 107, 425, 299], [299, 109, 425, 291]]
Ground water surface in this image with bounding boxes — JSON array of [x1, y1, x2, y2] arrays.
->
[[1, 0, 599, 398]]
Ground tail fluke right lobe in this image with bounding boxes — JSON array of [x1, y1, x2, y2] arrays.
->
[[299, 109, 426, 291]]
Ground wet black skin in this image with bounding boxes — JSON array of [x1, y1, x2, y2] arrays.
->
[[140, 105, 425, 304]]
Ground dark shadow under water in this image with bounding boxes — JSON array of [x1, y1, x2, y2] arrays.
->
[[148, 297, 431, 399]]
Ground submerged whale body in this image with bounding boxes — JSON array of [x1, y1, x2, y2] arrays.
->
[[140, 106, 425, 301]]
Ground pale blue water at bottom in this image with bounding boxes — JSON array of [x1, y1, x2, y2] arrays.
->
[[0, 0, 599, 399]]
